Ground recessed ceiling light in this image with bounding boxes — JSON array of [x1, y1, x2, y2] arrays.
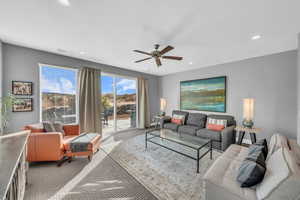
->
[[79, 51, 86, 55], [58, 0, 70, 7], [189, 62, 193, 65], [251, 35, 261, 40]]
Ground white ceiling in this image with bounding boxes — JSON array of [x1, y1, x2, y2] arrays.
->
[[0, 0, 299, 76]]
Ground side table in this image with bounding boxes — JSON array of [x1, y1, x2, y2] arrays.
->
[[150, 115, 164, 129], [235, 126, 261, 145]]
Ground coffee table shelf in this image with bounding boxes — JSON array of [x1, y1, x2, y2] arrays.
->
[[145, 128, 212, 173]]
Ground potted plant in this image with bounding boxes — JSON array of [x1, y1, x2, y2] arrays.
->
[[0, 94, 17, 135]]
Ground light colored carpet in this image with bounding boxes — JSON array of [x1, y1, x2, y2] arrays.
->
[[102, 130, 221, 200], [25, 129, 220, 200]]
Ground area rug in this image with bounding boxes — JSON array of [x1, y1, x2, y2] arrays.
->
[[101, 132, 222, 200]]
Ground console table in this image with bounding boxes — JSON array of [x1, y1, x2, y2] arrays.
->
[[0, 131, 29, 200]]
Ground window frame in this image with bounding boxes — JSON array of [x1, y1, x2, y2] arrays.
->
[[38, 63, 79, 124]]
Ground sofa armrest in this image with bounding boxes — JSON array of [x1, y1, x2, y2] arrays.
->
[[27, 132, 64, 162], [63, 124, 80, 136], [160, 116, 171, 128], [221, 125, 236, 151]]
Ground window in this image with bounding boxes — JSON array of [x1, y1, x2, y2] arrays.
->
[[101, 73, 137, 133], [39, 64, 78, 124]]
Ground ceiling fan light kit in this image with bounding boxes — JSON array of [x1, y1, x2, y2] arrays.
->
[[133, 44, 183, 67]]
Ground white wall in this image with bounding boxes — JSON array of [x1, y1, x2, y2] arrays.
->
[[159, 50, 297, 140]]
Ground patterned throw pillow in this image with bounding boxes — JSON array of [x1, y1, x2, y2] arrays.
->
[[42, 121, 56, 132], [53, 122, 65, 135], [171, 114, 185, 125], [206, 118, 227, 131]]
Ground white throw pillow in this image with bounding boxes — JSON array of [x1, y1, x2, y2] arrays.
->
[[256, 148, 290, 200]]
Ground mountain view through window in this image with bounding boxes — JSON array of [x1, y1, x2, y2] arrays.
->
[[40, 65, 77, 124]]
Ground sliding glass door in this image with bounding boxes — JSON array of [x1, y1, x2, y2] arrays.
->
[[101, 74, 137, 133]]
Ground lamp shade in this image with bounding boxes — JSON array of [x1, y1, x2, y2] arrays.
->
[[160, 98, 167, 111], [243, 98, 254, 120]]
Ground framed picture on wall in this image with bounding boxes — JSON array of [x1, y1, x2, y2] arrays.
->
[[12, 98, 33, 112], [180, 76, 227, 113], [12, 81, 33, 95]]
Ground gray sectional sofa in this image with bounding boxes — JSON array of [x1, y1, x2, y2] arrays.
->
[[160, 110, 236, 151]]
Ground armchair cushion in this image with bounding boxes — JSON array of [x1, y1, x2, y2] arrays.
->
[[63, 124, 80, 136], [178, 125, 200, 136], [163, 123, 179, 131]]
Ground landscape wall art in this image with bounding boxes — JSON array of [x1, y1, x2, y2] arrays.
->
[[180, 76, 226, 112]]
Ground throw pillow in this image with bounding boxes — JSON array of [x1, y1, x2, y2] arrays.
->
[[171, 118, 183, 125], [236, 146, 266, 187], [53, 122, 65, 135], [267, 134, 289, 160], [206, 118, 227, 131], [172, 114, 185, 125], [42, 121, 56, 132], [254, 139, 268, 159], [206, 124, 225, 131]]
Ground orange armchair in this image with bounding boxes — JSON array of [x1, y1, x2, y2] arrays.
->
[[24, 123, 80, 162]]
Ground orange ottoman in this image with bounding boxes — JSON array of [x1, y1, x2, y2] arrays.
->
[[64, 133, 101, 161]]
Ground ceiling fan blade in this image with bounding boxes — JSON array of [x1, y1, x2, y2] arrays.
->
[[160, 46, 174, 55], [135, 57, 152, 63], [133, 50, 152, 56], [162, 56, 183, 60], [155, 57, 162, 67]]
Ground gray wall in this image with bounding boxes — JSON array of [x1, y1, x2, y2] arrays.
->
[[159, 50, 298, 140], [0, 41, 2, 134], [298, 33, 300, 144], [2, 44, 160, 133]]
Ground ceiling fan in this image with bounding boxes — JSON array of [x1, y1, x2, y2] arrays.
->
[[133, 44, 183, 67]]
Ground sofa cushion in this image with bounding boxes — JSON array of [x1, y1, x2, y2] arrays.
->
[[163, 123, 179, 131], [204, 156, 257, 200], [178, 125, 200, 136], [222, 144, 249, 161], [197, 129, 221, 142], [172, 110, 189, 124], [186, 113, 207, 128], [207, 114, 235, 126]]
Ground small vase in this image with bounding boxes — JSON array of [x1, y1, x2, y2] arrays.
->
[[242, 119, 254, 128]]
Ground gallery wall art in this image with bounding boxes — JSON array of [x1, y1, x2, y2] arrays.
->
[[180, 76, 226, 112], [12, 81, 33, 95], [12, 98, 33, 112]]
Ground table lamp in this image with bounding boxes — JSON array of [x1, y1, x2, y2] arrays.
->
[[160, 98, 167, 116], [242, 98, 254, 128]]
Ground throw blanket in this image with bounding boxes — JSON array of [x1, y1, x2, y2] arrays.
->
[[70, 133, 100, 152]]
